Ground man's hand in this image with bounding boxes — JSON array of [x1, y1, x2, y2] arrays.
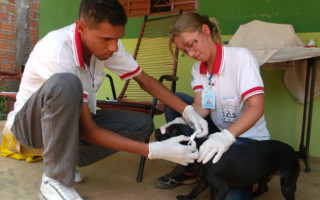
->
[[148, 135, 198, 166], [160, 117, 187, 134], [198, 129, 236, 164], [182, 105, 208, 138]]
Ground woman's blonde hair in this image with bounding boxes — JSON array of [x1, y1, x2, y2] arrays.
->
[[169, 12, 223, 56]]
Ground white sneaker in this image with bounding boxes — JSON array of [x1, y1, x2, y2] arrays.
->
[[75, 171, 85, 183], [39, 174, 83, 200]]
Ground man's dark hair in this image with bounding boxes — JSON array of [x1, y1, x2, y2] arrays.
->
[[79, 0, 127, 27]]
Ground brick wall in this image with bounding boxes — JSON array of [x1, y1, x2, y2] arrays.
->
[[0, 0, 39, 73], [29, 0, 39, 51]]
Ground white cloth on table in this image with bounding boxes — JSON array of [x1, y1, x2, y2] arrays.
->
[[228, 20, 320, 103]]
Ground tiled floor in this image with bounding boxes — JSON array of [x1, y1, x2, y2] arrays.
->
[[0, 119, 319, 199]]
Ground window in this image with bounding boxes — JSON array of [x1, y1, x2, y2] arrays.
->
[[119, 0, 198, 17]]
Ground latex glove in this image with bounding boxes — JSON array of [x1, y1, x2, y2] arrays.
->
[[182, 105, 208, 138], [160, 117, 187, 134], [148, 135, 199, 166], [198, 129, 236, 164]]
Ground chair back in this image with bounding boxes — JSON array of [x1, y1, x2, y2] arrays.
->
[[117, 14, 180, 103]]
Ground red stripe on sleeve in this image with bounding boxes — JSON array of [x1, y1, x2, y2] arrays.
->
[[193, 85, 203, 91], [241, 87, 264, 99], [83, 93, 88, 101], [120, 66, 141, 80]]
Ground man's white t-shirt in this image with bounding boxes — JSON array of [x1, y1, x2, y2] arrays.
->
[[191, 44, 270, 140], [6, 24, 141, 129]]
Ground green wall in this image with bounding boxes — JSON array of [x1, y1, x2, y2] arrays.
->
[[199, 0, 320, 35], [39, 0, 80, 37], [40, 0, 320, 37], [39, 0, 320, 157]]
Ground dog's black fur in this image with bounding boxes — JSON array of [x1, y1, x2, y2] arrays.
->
[[155, 124, 300, 200]]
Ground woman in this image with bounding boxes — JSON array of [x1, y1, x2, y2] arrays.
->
[[156, 12, 270, 200]]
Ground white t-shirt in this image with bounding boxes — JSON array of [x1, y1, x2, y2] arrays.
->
[[191, 44, 270, 140], [6, 24, 141, 129]]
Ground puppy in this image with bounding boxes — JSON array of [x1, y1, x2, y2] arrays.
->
[[155, 124, 300, 200]]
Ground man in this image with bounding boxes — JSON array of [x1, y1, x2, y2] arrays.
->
[[4, 0, 208, 199]]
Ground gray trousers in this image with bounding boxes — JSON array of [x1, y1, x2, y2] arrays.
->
[[12, 73, 154, 186]]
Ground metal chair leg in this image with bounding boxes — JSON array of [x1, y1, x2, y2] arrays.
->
[[136, 155, 146, 182]]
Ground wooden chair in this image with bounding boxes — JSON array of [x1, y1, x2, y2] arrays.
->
[[96, 13, 181, 182]]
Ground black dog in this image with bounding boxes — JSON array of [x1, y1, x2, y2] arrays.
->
[[155, 124, 300, 200]]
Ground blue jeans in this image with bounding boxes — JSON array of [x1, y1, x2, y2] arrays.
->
[[165, 92, 253, 200]]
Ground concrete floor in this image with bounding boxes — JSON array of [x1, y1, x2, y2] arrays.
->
[[1, 119, 319, 200]]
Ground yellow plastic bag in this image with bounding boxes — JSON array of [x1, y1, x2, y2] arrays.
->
[[0, 126, 43, 162]]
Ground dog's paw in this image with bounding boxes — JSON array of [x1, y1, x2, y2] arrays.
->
[[176, 195, 190, 200]]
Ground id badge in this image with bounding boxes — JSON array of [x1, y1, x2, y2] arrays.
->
[[88, 91, 97, 114], [202, 88, 215, 109]]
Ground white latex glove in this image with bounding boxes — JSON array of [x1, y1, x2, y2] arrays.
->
[[160, 117, 187, 134], [198, 129, 236, 164], [148, 135, 199, 166], [182, 105, 208, 138]]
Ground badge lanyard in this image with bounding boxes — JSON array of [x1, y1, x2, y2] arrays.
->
[[84, 57, 97, 114], [208, 74, 216, 89], [202, 73, 216, 109]]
